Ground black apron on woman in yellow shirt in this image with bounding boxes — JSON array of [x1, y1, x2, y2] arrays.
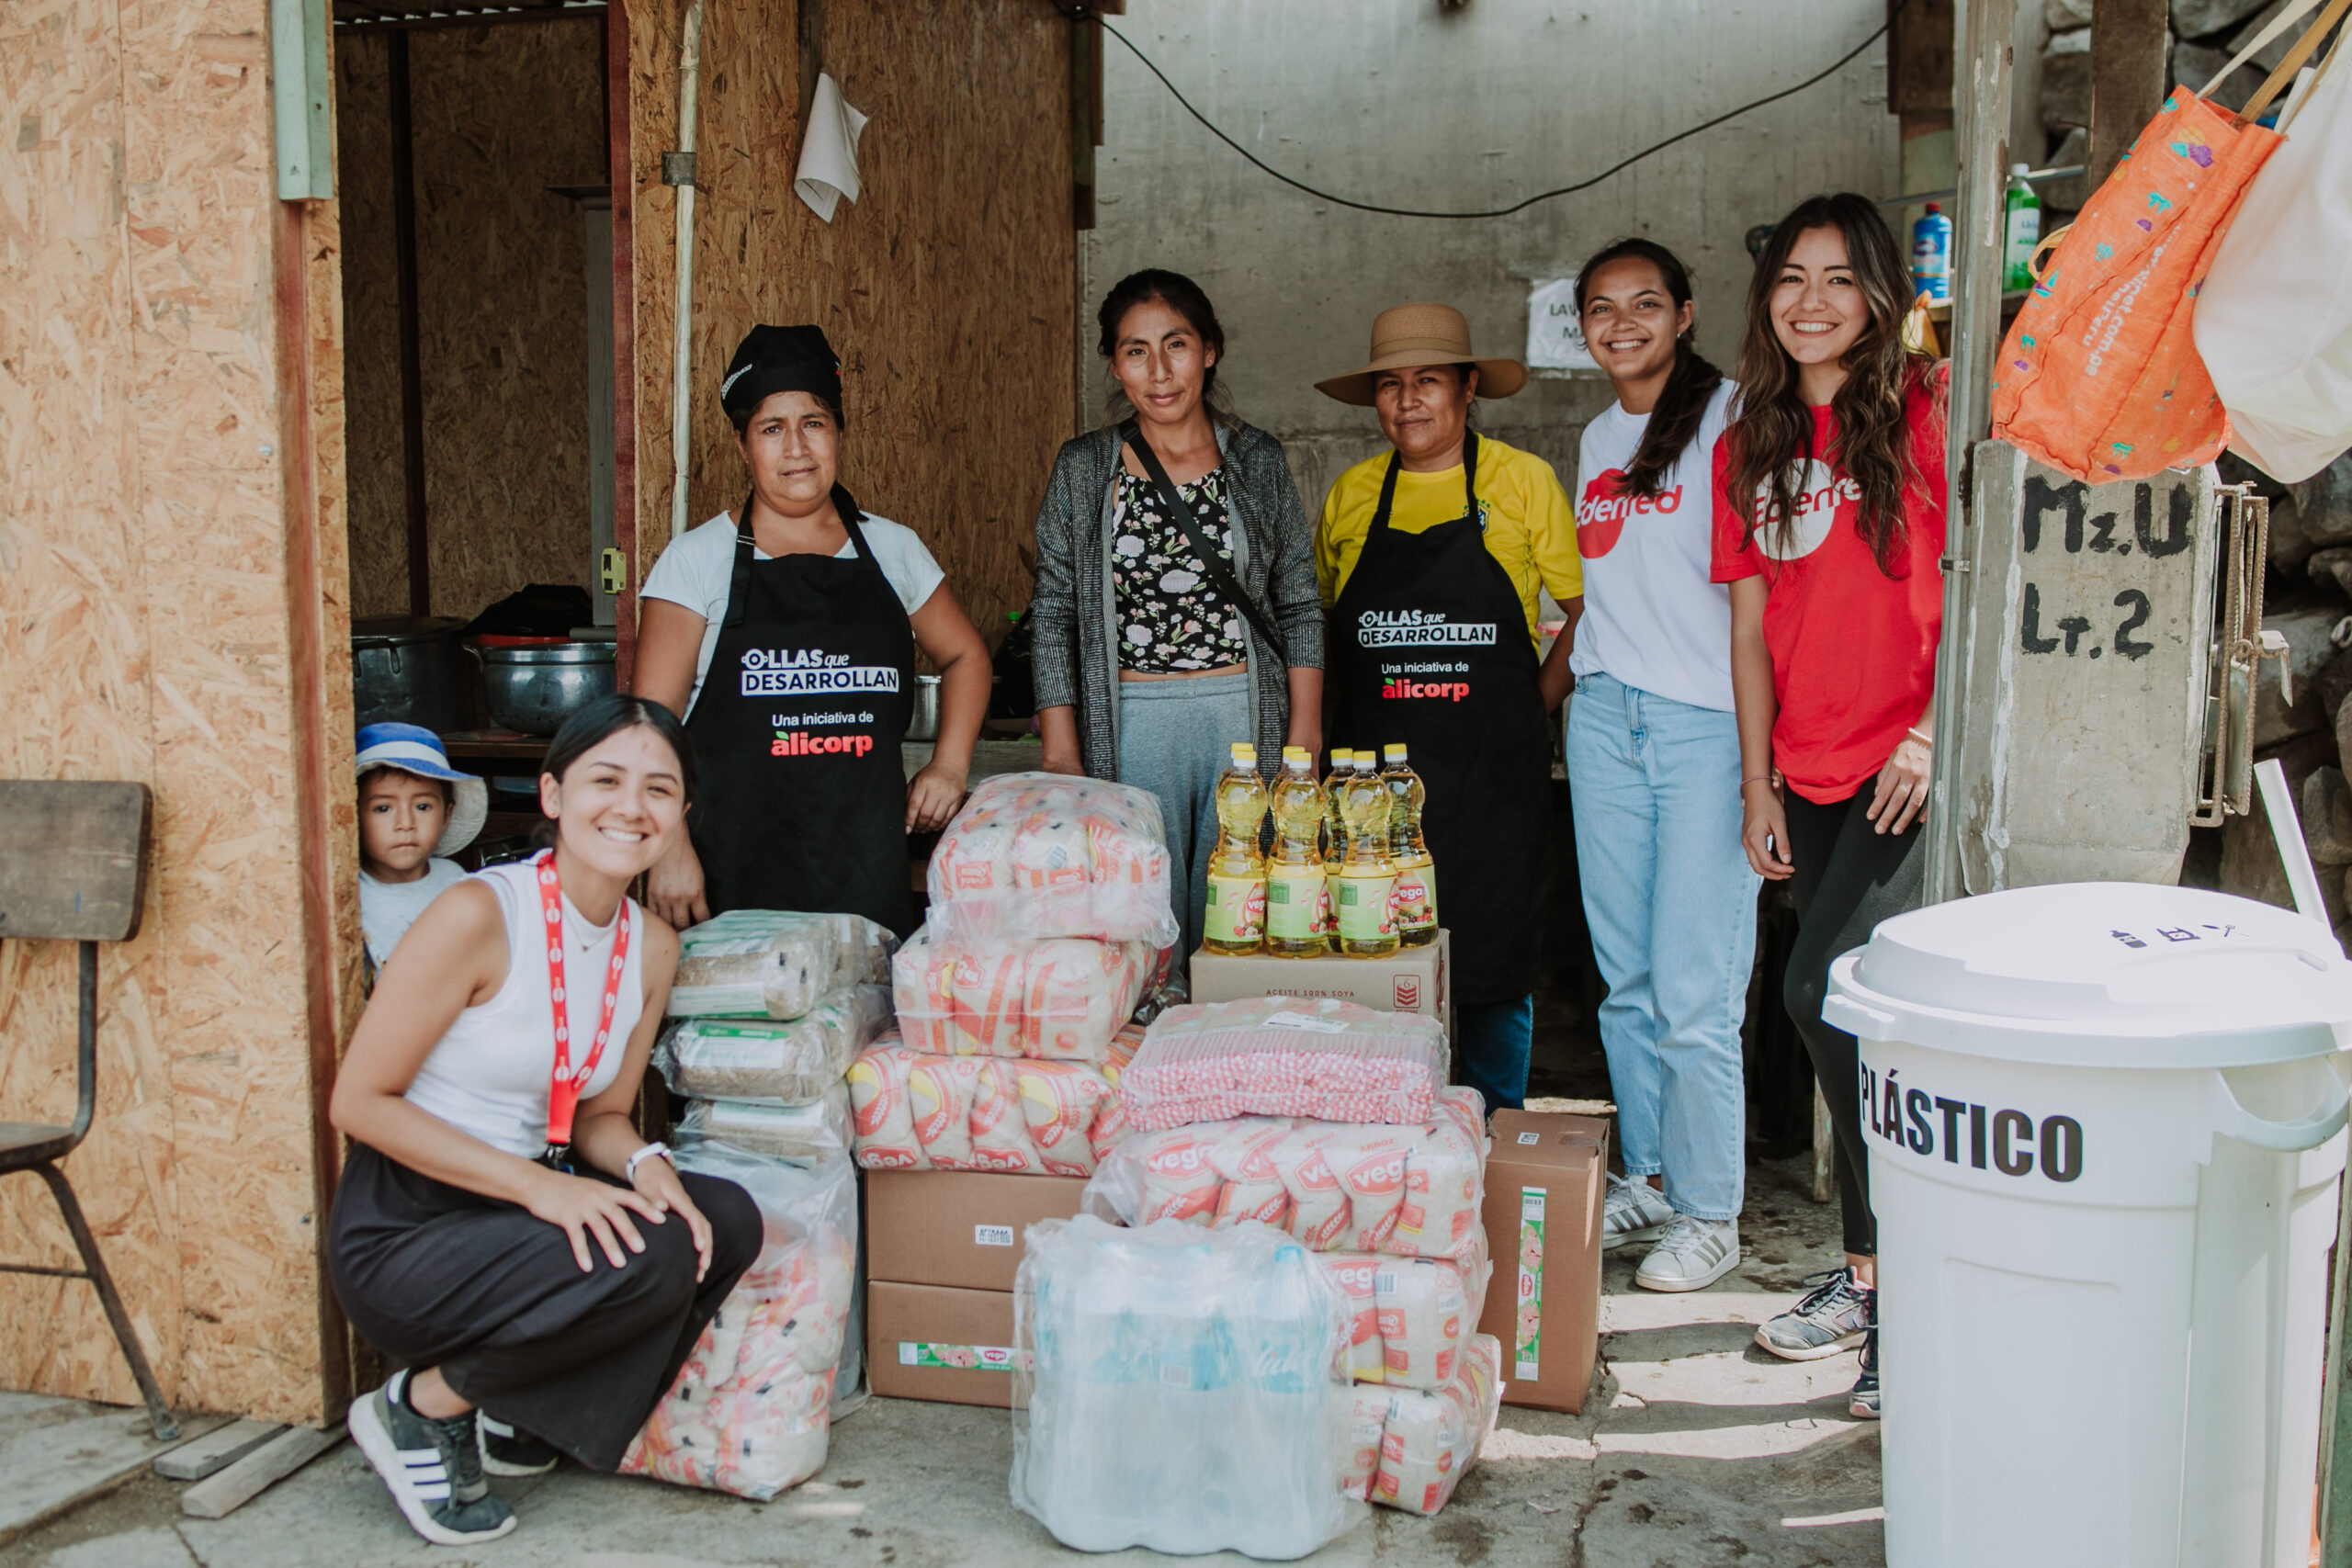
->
[[684, 487, 917, 936], [1329, 433, 1552, 1005]]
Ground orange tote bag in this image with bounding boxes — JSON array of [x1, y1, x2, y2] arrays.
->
[[1990, 0, 2348, 482]]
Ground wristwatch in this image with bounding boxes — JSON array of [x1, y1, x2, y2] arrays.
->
[[625, 1141, 673, 1184]]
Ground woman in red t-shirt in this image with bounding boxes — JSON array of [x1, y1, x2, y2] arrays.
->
[[1710, 192, 1947, 1420]]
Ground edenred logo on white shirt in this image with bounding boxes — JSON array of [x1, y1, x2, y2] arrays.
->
[[1752, 460, 1862, 562], [1576, 468, 1684, 559]]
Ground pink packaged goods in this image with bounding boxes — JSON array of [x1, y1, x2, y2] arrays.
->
[[1118, 997, 1449, 1131], [1338, 1333, 1504, 1516], [1315, 1231, 1491, 1391], [893, 928, 1153, 1061], [926, 773, 1179, 948], [1083, 1087, 1487, 1261], [847, 1026, 1143, 1177]]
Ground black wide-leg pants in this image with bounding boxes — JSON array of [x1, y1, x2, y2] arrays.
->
[[328, 1142, 760, 1472]]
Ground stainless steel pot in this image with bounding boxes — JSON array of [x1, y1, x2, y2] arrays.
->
[[352, 616, 471, 733], [906, 674, 943, 740], [475, 641, 617, 736]]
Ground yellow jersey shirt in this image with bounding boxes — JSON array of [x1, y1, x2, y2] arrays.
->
[[1315, 436, 1584, 645]]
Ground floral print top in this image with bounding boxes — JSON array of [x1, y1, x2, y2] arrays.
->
[[1111, 467, 1250, 672]]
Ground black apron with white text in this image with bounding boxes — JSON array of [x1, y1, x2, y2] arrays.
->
[[1329, 434, 1551, 1003], [684, 506, 916, 936]]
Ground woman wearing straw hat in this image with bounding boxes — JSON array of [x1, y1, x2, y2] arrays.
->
[[1314, 303, 1584, 1115]]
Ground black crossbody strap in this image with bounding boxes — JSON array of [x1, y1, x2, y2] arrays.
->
[[1122, 423, 1290, 665]]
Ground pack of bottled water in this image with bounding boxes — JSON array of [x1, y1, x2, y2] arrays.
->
[[1011, 1214, 1365, 1559]]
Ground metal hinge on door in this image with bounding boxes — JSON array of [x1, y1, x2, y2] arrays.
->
[[2192, 486, 2291, 825]]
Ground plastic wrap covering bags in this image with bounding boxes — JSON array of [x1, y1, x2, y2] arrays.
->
[[618, 1141, 859, 1498], [893, 928, 1152, 1061], [1012, 1215, 1365, 1559], [1314, 1230, 1491, 1390], [677, 1085, 853, 1168], [1119, 997, 1450, 1130], [846, 1026, 1142, 1176], [1085, 1088, 1488, 1261], [657, 985, 893, 1103], [667, 910, 895, 1021], [1338, 1333, 1504, 1516], [927, 773, 1179, 948]]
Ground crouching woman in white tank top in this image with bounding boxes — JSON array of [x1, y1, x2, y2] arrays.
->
[[327, 695, 761, 1547]]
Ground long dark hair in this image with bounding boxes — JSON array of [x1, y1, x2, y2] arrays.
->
[[1574, 239, 1721, 501], [1096, 268, 1229, 423], [543, 694, 697, 805], [1727, 193, 1938, 574]]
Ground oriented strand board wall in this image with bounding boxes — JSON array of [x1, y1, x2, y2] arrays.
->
[[627, 0, 1074, 643], [338, 20, 605, 622], [0, 0, 353, 1422]]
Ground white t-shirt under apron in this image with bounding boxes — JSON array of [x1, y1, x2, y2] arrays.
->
[[1569, 379, 1737, 713], [640, 511, 947, 716]]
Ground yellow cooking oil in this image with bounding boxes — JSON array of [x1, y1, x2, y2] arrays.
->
[[1320, 748, 1353, 952], [1337, 750, 1399, 958], [1380, 742, 1438, 946], [1264, 747, 1329, 957], [1203, 742, 1267, 955]]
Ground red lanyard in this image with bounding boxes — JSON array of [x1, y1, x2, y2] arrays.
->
[[534, 851, 632, 1156]]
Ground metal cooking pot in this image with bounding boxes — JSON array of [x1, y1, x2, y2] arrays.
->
[[475, 641, 617, 736], [352, 615, 471, 733], [906, 674, 943, 740]]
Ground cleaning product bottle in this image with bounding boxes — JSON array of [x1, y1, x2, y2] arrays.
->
[[1320, 749, 1352, 952], [1203, 743, 1267, 955], [1336, 752, 1398, 959], [1265, 747, 1328, 958], [1911, 202, 1951, 304], [2002, 164, 2041, 293], [1380, 742, 1438, 947]]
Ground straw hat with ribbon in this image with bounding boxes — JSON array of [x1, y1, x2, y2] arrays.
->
[[1314, 301, 1529, 407]]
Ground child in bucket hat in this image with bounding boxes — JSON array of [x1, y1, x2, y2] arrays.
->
[[356, 723, 490, 975]]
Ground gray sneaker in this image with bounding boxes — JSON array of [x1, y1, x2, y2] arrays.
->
[[1755, 1268, 1875, 1361], [1603, 1174, 1677, 1251], [1635, 1215, 1741, 1292], [347, 1373, 516, 1546]]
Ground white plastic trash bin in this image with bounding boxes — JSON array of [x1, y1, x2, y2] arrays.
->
[[1824, 883, 2352, 1568]]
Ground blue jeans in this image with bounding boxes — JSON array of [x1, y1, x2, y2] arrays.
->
[[1457, 996, 1532, 1115], [1565, 672, 1758, 1223]]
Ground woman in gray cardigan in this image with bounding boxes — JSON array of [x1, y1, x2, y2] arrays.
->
[[1028, 269, 1324, 969]]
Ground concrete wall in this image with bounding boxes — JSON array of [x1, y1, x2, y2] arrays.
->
[[1084, 0, 1903, 513]]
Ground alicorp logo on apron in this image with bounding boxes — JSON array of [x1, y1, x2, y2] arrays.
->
[[1356, 609, 1498, 649], [738, 646, 903, 697]]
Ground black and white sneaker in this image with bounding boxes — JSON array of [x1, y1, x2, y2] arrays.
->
[[479, 1413, 560, 1476], [347, 1371, 516, 1546], [1755, 1268, 1875, 1361], [1849, 1326, 1881, 1419]]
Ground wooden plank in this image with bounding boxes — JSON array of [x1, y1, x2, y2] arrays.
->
[[0, 782, 152, 943], [607, 0, 639, 691], [1887, 0, 1956, 117], [0, 1396, 222, 1549], [2088, 0, 2170, 191], [153, 1419, 283, 1482], [389, 30, 429, 619], [178, 1427, 343, 1520]]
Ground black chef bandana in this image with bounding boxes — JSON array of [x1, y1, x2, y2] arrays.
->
[[720, 323, 845, 431]]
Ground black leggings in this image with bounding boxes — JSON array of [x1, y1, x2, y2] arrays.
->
[[1781, 787, 1927, 1258]]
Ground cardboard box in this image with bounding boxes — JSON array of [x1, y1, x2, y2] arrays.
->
[[865, 1169, 1089, 1293], [1476, 1109, 1607, 1413], [1188, 928, 1450, 1021], [867, 1281, 1024, 1407]]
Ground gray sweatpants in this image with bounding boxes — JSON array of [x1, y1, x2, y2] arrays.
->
[[1114, 671, 1254, 977]]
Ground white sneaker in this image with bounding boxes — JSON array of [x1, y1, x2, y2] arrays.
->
[[1634, 1215, 1741, 1292], [1602, 1174, 1677, 1251]]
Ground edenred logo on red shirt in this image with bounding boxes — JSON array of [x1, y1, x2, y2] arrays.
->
[[1577, 468, 1682, 559]]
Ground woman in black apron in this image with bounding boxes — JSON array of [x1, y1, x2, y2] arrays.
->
[[637, 325, 991, 935], [1313, 305, 1585, 1114]]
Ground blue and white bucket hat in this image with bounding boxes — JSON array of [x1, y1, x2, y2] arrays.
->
[[355, 723, 490, 858]]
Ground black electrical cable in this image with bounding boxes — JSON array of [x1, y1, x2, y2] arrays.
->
[[1094, 3, 1906, 221]]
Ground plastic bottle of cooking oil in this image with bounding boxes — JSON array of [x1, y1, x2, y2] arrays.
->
[[1320, 749, 1353, 952], [1336, 752, 1399, 958], [1380, 743, 1438, 947], [1264, 747, 1329, 958], [1203, 742, 1267, 955]]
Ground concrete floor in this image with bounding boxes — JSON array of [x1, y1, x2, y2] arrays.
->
[[0, 1153, 1880, 1568]]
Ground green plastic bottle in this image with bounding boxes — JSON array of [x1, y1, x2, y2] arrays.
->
[[2002, 164, 2041, 294]]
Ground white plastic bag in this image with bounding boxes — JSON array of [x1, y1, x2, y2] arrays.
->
[[667, 910, 895, 1020], [844, 1026, 1142, 1175], [1012, 1215, 1366, 1559], [1336, 1332, 1503, 1515], [892, 928, 1152, 1060], [678, 1085, 854, 1167], [926, 773, 1178, 947], [1118, 997, 1451, 1130], [656, 985, 892, 1102], [2195, 36, 2352, 482]]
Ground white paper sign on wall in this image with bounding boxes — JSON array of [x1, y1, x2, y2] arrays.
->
[[1526, 277, 1598, 376]]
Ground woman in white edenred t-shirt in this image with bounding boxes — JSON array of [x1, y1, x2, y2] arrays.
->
[[1711, 193, 1948, 1422], [1565, 239, 1758, 1298]]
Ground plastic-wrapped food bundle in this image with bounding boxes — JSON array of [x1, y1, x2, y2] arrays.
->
[[845, 1026, 1143, 1176], [667, 910, 895, 1020], [893, 929, 1151, 1061], [1337, 1333, 1503, 1515], [656, 985, 892, 1102], [1013, 1215, 1365, 1559], [677, 1084, 853, 1167], [618, 1140, 860, 1498], [927, 773, 1179, 948], [1118, 998, 1450, 1130], [1084, 1088, 1488, 1261], [1314, 1231, 1490, 1390]]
